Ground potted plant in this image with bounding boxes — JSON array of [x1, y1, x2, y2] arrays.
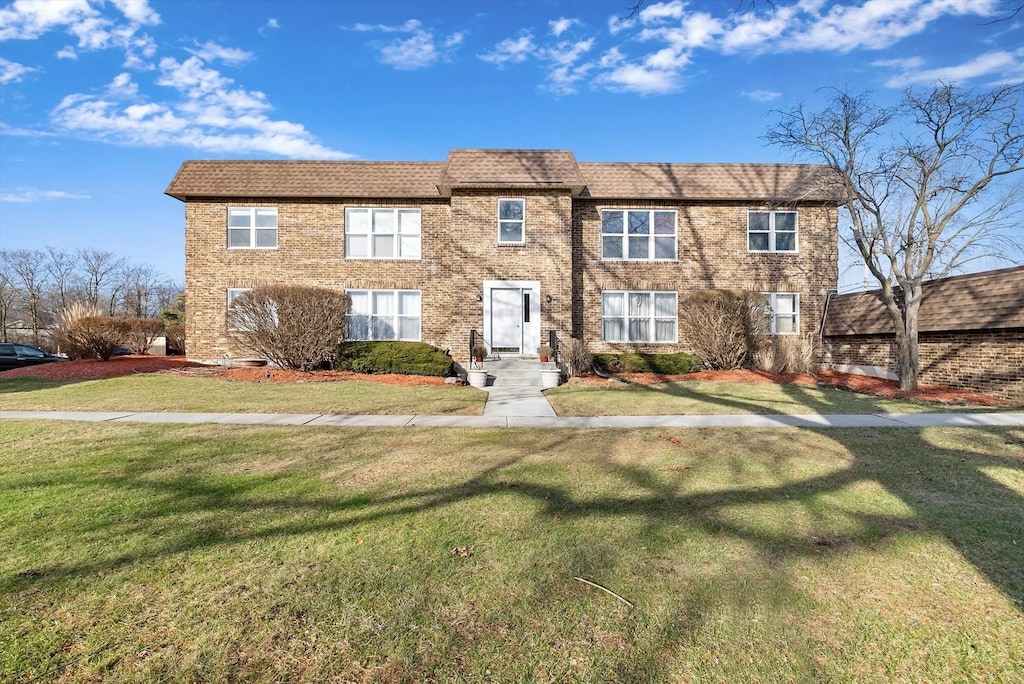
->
[[472, 344, 487, 364], [538, 344, 553, 363]]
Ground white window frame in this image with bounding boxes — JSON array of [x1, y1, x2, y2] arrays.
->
[[497, 198, 526, 244], [747, 210, 798, 253], [601, 209, 677, 261], [763, 292, 800, 335], [346, 289, 422, 341], [601, 290, 678, 343], [228, 207, 278, 249], [226, 288, 253, 331], [345, 208, 421, 260]]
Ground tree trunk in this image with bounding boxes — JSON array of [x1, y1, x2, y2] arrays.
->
[[898, 296, 921, 392]]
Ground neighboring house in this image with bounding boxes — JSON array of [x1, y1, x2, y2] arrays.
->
[[822, 266, 1024, 402], [165, 149, 839, 365]]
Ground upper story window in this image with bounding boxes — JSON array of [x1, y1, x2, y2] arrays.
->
[[346, 289, 421, 341], [601, 290, 677, 343], [228, 207, 277, 249], [763, 292, 799, 334], [748, 211, 797, 252], [498, 199, 525, 244], [346, 208, 421, 260], [601, 210, 677, 260]]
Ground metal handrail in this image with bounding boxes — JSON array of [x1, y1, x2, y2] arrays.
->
[[548, 329, 560, 366]]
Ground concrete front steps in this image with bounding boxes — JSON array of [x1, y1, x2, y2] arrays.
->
[[483, 357, 560, 387]]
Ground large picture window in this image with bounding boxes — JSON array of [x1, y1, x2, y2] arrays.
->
[[601, 210, 676, 260], [498, 199, 525, 243], [763, 292, 799, 334], [346, 208, 421, 259], [748, 211, 797, 252], [347, 290, 421, 341], [228, 207, 277, 249], [601, 291, 677, 343]]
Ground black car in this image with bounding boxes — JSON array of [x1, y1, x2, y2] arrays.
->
[[0, 343, 69, 371]]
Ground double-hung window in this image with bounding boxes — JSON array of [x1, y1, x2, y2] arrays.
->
[[763, 293, 799, 334], [601, 291, 677, 343], [347, 290, 421, 341], [346, 208, 421, 259], [498, 199, 525, 243], [748, 211, 797, 252], [601, 210, 676, 260], [228, 207, 277, 249], [226, 288, 253, 330]]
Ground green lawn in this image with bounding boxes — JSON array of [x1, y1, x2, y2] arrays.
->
[[546, 379, 1002, 415], [2, 421, 1022, 681], [0, 374, 485, 415]]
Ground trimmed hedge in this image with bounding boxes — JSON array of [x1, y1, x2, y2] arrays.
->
[[336, 341, 454, 377], [593, 352, 702, 375]]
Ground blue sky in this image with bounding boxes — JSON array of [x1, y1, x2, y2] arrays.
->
[[1, 0, 1022, 289]]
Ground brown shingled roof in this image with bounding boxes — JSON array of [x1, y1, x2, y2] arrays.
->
[[823, 266, 1024, 336], [436, 149, 587, 195], [578, 162, 840, 202], [165, 160, 444, 200]]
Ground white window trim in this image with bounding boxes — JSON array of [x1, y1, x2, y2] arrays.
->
[[497, 198, 526, 245], [747, 210, 798, 253], [345, 208, 422, 260], [600, 209, 678, 261], [763, 292, 800, 335], [346, 289, 422, 341], [601, 290, 678, 343], [227, 207, 278, 250], [226, 288, 253, 331]]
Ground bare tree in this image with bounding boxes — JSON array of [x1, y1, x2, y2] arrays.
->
[[766, 83, 1023, 390], [76, 248, 126, 312], [119, 263, 169, 318], [0, 260, 18, 342], [45, 246, 80, 314], [1, 249, 51, 346]]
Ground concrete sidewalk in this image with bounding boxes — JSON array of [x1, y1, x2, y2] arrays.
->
[[3, 410, 1023, 429]]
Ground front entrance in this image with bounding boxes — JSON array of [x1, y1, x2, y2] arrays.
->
[[483, 280, 540, 356]]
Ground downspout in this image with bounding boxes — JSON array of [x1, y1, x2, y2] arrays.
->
[[819, 288, 838, 370]]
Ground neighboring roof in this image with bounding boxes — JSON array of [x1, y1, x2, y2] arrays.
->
[[578, 162, 839, 202], [165, 150, 838, 202], [165, 160, 444, 200], [436, 149, 587, 196], [823, 266, 1024, 336]]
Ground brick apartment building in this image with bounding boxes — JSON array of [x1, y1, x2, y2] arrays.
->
[[166, 149, 839, 365]]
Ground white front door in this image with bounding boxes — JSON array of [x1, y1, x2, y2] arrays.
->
[[483, 280, 540, 356]]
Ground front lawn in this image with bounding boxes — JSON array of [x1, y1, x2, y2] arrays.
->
[[2, 421, 1022, 681], [0, 374, 485, 415], [545, 378, 1000, 416]]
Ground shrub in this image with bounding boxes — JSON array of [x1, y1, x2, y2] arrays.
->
[[230, 285, 350, 370], [336, 341, 454, 377], [593, 352, 702, 375], [561, 337, 593, 377], [754, 333, 819, 374], [678, 290, 770, 369], [124, 318, 165, 355], [57, 302, 104, 359], [165, 324, 186, 355], [64, 316, 131, 361]]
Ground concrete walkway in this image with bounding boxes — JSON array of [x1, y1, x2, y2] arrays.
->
[[483, 385, 557, 418], [3, 410, 1022, 429]]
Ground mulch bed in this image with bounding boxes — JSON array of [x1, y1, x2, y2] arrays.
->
[[1, 356, 1010, 406]]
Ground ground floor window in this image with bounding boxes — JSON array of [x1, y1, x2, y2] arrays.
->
[[226, 288, 253, 331], [347, 290, 421, 341], [602, 291, 677, 343], [763, 292, 799, 334]]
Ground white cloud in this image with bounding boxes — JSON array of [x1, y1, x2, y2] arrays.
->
[[638, 0, 686, 24], [51, 66, 352, 159], [480, 34, 538, 65], [549, 17, 578, 37], [344, 19, 461, 69], [883, 48, 1024, 87], [744, 89, 782, 102], [597, 63, 679, 94], [110, 0, 159, 25], [56, 46, 77, 59], [0, 57, 36, 84], [0, 188, 91, 203], [185, 40, 254, 66], [266, 18, 279, 29]]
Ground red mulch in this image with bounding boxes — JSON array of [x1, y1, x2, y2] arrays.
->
[[2, 356, 1010, 405]]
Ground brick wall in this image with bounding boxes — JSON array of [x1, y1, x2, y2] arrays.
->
[[824, 330, 1024, 403], [184, 194, 838, 364], [573, 200, 839, 354]]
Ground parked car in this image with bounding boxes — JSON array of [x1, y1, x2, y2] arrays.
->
[[0, 343, 70, 371]]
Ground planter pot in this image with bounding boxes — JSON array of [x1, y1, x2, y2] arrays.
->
[[540, 369, 561, 388], [467, 369, 488, 388], [539, 356, 549, 363]]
